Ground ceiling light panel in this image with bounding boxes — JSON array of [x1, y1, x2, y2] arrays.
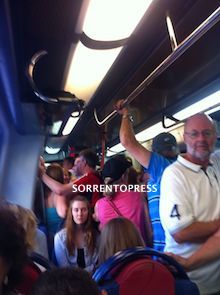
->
[[64, 43, 122, 102], [83, 0, 153, 40]]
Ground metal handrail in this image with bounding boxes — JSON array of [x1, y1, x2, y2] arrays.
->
[[94, 6, 220, 126], [27, 51, 84, 106]]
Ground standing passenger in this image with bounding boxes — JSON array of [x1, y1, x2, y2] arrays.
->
[[44, 164, 67, 229], [63, 156, 78, 181], [40, 149, 102, 209], [94, 155, 152, 245], [160, 113, 220, 294], [115, 100, 178, 251]]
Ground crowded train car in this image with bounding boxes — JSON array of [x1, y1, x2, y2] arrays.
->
[[0, 0, 220, 294]]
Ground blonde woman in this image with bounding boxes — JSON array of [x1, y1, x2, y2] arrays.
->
[[97, 218, 175, 295], [98, 217, 145, 264], [54, 195, 99, 272], [5, 202, 48, 259]]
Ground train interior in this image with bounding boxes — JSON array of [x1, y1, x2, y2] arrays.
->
[[0, 0, 220, 224], [0, 1, 220, 293]]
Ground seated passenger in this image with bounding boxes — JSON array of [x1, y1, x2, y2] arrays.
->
[[94, 155, 152, 245], [30, 267, 107, 295], [2, 202, 48, 259], [54, 195, 99, 272], [0, 205, 30, 294], [98, 217, 145, 264], [97, 217, 175, 295]]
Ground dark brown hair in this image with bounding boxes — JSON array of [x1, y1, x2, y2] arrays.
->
[[79, 149, 99, 169], [45, 164, 64, 194]]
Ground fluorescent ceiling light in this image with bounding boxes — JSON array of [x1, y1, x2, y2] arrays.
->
[[205, 105, 220, 115], [45, 146, 61, 154], [65, 43, 122, 102], [173, 90, 220, 121], [83, 0, 153, 41], [108, 90, 220, 154], [62, 115, 81, 136], [136, 122, 183, 142], [166, 15, 177, 50], [51, 120, 63, 135], [62, 112, 83, 136], [136, 90, 220, 142], [106, 143, 125, 157], [65, 0, 153, 102], [108, 121, 183, 156]]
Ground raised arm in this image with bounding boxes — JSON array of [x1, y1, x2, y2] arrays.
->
[[54, 195, 68, 218], [116, 100, 152, 168], [39, 158, 73, 196], [41, 172, 73, 196]]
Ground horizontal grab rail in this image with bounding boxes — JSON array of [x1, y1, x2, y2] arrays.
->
[[94, 7, 220, 126]]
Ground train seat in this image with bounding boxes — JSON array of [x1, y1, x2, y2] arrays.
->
[[93, 247, 199, 295]]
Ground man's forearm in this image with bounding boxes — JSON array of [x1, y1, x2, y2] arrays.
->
[[182, 228, 220, 270], [188, 234, 220, 269], [119, 110, 137, 149], [173, 220, 220, 244]]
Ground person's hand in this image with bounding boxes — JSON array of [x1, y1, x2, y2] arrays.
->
[[115, 99, 129, 116], [166, 252, 191, 271], [39, 156, 46, 178]]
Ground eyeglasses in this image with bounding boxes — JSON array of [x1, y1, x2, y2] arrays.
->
[[184, 130, 214, 139]]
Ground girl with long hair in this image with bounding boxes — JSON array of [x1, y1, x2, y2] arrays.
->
[[54, 195, 99, 272], [98, 217, 145, 265]]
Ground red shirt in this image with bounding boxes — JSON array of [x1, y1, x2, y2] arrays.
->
[[72, 172, 102, 207]]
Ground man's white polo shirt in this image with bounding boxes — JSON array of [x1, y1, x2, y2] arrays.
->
[[160, 155, 220, 294]]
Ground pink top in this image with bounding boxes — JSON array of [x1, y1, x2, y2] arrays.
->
[[96, 191, 147, 241]]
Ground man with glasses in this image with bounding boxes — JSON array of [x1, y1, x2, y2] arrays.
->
[[160, 113, 220, 294]]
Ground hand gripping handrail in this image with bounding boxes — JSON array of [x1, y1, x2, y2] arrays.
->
[[94, 7, 220, 126]]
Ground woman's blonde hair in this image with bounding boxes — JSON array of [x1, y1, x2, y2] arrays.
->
[[4, 203, 37, 251], [98, 217, 145, 265]]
